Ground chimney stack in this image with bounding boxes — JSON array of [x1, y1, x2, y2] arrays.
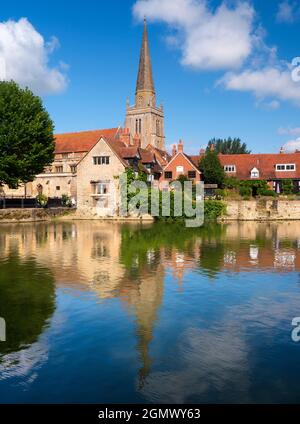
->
[[119, 128, 131, 146], [199, 148, 205, 156], [178, 139, 184, 153], [280, 146, 285, 154], [172, 144, 177, 157], [133, 133, 141, 148]]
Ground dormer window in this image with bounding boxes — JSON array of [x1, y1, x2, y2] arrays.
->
[[251, 167, 259, 179], [276, 164, 296, 171], [224, 165, 236, 173]]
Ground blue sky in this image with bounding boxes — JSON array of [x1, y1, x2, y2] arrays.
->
[[1, 0, 300, 154]]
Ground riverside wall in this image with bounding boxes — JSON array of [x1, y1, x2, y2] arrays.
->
[[222, 199, 300, 221]]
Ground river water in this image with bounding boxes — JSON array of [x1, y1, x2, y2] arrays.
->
[[0, 221, 300, 403]]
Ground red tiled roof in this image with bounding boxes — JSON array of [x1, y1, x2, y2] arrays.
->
[[139, 149, 155, 163], [184, 152, 300, 180], [219, 153, 300, 180], [105, 140, 131, 167], [187, 155, 200, 168], [55, 128, 120, 153], [145, 144, 171, 166]]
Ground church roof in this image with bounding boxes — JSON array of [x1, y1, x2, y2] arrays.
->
[[136, 19, 155, 95], [55, 128, 120, 153]]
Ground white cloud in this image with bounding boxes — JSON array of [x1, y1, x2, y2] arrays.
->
[[283, 137, 300, 152], [276, 1, 298, 23], [278, 127, 300, 136], [133, 0, 255, 70], [0, 18, 68, 95], [220, 66, 300, 106], [133, 1, 300, 108]]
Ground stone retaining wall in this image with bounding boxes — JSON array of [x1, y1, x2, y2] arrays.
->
[[0, 208, 75, 223], [223, 199, 300, 221]]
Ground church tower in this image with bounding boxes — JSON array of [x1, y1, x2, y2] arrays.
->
[[125, 19, 165, 150]]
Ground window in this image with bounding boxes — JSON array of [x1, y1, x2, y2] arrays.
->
[[251, 168, 259, 179], [224, 165, 236, 173], [135, 119, 142, 134], [94, 182, 110, 195], [56, 186, 60, 191], [165, 171, 173, 179], [276, 164, 296, 171], [55, 166, 63, 173], [62, 153, 68, 159], [156, 120, 160, 136], [70, 165, 77, 173], [287, 164, 295, 170], [93, 156, 110, 165], [176, 166, 184, 174], [188, 171, 196, 179]]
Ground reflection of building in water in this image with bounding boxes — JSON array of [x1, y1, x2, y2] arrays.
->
[[2, 220, 300, 386], [119, 268, 164, 386], [0, 222, 165, 387]]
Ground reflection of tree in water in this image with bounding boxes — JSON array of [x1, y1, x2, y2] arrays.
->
[[0, 252, 55, 357], [120, 223, 226, 275]]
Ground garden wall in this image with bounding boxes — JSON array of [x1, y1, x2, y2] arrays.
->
[[223, 199, 300, 221]]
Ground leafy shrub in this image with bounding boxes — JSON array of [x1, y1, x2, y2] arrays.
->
[[215, 189, 226, 199], [239, 186, 252, 198], [61, 194, 72, 207], [224, 176, 240, 190], [282, 179, 293, 195], [204, 200, 226, 219], [36, 194, 48, 208], [259, 189, 277, 197]]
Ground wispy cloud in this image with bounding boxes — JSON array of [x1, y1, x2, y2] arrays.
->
[[133, 0, 255, 70], [278, 127, 300, 136], [283, 137, 300, 152], [220, 66, 300, 107], [276, 1, 300, 24], [0, 18, 68, 95], [133, 0, 300, 108]]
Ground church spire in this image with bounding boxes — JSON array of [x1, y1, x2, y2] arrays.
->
[[136, 18, 155, 98]]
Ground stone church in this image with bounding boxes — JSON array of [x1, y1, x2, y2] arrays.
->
[[125, 18, 165, 150]]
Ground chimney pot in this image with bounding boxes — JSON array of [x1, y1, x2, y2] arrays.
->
[[172, 144, 177, 157], [178, 140, 184, 153]]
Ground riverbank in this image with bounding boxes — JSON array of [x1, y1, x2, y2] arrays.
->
[[0, 208, 154, 223], [1, 199, 300, 223], [0, 208, 74, 223], [222, 199, 300, 221]]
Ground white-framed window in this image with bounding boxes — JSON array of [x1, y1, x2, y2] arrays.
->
[[276, 164, 296, 171], [176, 166, 184, 173], [224, 165, 236, 173], [94, 182, 110, 195], [93, 156, 110, 165], [251, 167, 259, 179]]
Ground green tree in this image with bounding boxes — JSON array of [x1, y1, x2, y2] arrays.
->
[[199, 151, 225, 187], [0, 81, 55, 188], [282, 179, 294, 195], [207, 137, 251, 154]]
